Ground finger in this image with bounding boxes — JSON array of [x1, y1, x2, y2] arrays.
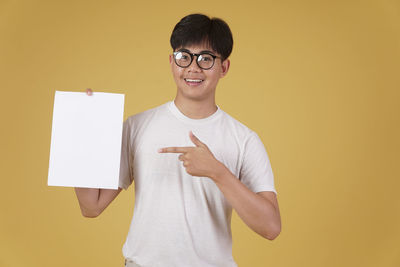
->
[[86, 88, 93, 96], [178, 154, 185, 161], [189, 131, 204, 147], [158, 147, 191, 153]]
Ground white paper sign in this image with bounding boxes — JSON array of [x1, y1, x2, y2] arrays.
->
[[48, 91, 125, 189]]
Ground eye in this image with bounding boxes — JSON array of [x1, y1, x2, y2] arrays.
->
[[176, 52, 191, 61], [199, 54, 213, 62]]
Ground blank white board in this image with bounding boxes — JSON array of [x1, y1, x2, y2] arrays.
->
[[48, 91, 125, 189]]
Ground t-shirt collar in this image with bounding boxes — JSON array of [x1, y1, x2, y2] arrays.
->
[[168, 100, 222, 124]]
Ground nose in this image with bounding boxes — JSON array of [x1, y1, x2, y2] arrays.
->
[[187, 56, 202, 72]]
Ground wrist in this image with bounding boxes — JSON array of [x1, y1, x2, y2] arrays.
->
[[210, 161, 230, 182]]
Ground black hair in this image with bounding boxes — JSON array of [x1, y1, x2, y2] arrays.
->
[[170, 14, 233, 61]]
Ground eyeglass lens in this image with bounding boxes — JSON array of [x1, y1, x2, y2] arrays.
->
[[174, 51, 215, 70]]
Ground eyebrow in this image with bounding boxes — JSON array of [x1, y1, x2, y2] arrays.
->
[[200, 50, 215, 54], [177, 48, 216, 55]]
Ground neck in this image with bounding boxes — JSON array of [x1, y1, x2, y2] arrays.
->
[[174, 95, 217, 119]]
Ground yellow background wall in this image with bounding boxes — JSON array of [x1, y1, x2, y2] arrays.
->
[[1, 0, 399, 266]]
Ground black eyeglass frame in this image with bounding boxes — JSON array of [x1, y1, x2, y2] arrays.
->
[[173, 50, 220, 70]]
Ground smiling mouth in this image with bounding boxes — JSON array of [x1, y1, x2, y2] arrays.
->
[[184, 78, 204, 83]]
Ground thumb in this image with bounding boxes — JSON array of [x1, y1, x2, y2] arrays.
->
[[86, 88, 93, 96], [189, 131, 205, 147]]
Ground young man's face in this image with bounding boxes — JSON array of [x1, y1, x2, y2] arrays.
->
[[169, 44, 230, 102]]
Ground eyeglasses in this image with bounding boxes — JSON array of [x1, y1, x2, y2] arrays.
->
[[173, 50, 219, 70]]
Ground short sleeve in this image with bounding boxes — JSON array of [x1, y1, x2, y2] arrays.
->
[[239, 131, 277, 195], [118, 118, 134, 190]]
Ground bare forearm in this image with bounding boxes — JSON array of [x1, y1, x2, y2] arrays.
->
[[212, 166, 281, 240], [74, 187, 122, 217], [74, 188, 100, 217]]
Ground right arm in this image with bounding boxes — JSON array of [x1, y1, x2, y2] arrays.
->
[[74, 187, 122, 218], [74, 88, 123, 218]]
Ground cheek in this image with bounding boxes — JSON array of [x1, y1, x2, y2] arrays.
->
[[206, 71, 221, 83], [171, 67, 183, 80]]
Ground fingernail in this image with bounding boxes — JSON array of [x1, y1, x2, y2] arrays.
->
[[157, 148, 163, 153]]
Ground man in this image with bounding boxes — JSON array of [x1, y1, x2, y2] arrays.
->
[[75, 13, 281, 267]]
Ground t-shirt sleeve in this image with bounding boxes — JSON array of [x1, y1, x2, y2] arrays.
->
[[239, 131, 277, 195], [118, 118, 134, 190]]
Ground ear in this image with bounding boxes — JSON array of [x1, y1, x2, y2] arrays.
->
[[169, 54, 176, 73], [220, 59, 230, 78]]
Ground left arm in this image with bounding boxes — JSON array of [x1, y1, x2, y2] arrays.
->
[[212, 165, 281, 240], [159, 131, 281, 240]]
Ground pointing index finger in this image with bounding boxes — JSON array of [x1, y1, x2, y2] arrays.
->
[[158, 147, 191, 153]]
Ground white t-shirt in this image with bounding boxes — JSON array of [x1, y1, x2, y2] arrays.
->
[[119, 101, 277, 267]]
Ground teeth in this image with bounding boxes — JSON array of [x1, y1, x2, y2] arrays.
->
[[185, 79, 203, 83]]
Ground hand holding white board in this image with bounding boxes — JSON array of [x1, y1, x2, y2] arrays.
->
[[48, 91, 124, 189]]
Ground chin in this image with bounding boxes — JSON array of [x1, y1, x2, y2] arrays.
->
[[179, 88, 211, 102]]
